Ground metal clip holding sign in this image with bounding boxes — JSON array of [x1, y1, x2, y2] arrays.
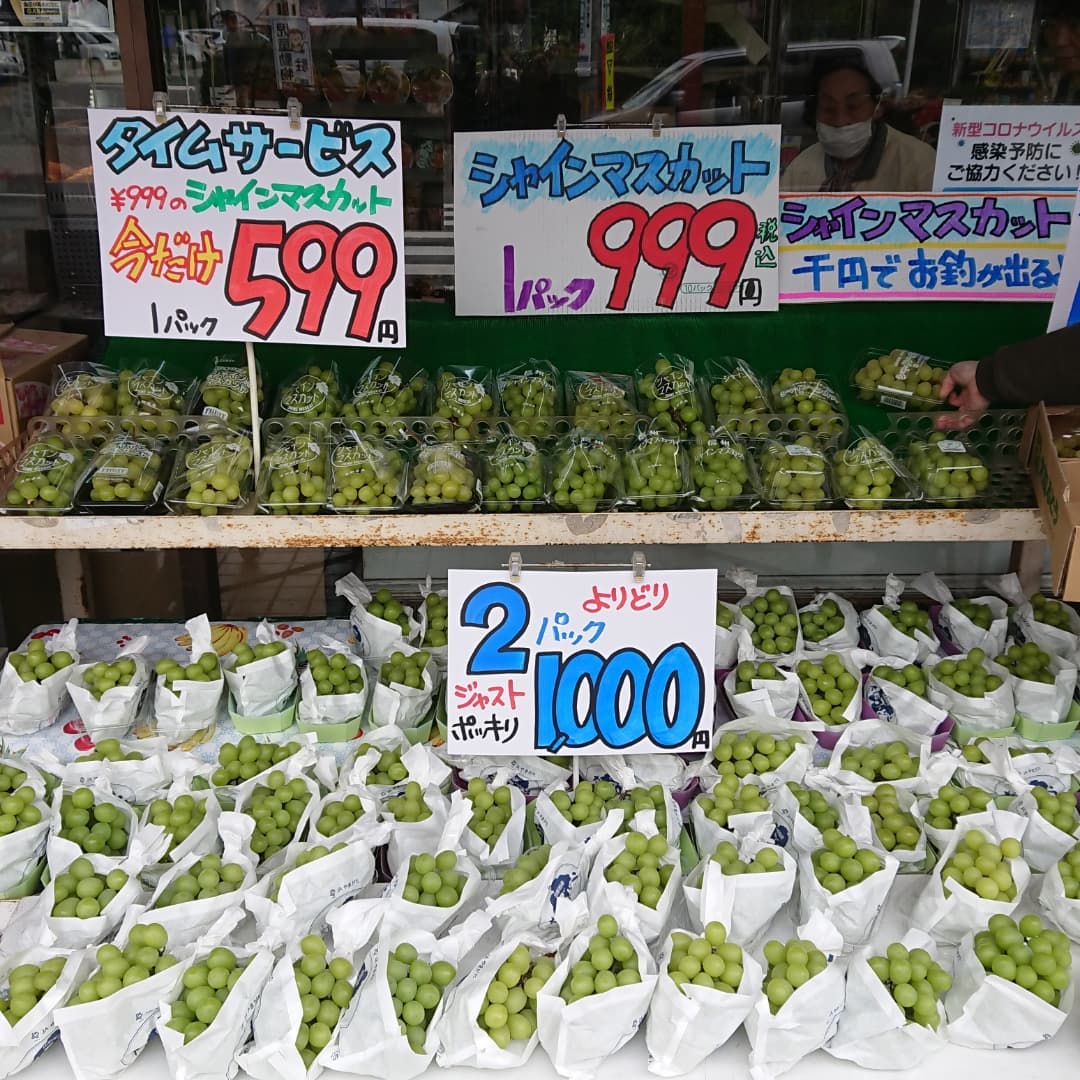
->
[[152, 91, 168, 124], [652, 114, 664, 138], [287, 97, 302, 130], [504, 550, 648, 581], [555, 114, 567, 140]]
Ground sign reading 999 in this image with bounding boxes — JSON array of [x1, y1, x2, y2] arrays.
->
[[446, 568, 717, 756], [453, 126, 780, 317], [87, 109, 406, 347]]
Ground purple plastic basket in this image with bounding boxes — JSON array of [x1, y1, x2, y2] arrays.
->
[[929, 604, 963, 656]]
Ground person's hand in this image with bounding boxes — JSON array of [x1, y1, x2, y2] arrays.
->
[[935, 360, 990, 430]]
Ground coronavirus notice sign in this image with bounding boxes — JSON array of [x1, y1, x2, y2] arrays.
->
[[446, 568, 717, 756], [87, 109, 406, 347]]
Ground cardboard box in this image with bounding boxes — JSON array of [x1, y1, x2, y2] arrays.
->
[[0, 327, 87, 448], [1022, 403, 1080, 599]]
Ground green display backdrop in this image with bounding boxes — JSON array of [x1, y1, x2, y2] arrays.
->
[[107, 300, 1050, 434]]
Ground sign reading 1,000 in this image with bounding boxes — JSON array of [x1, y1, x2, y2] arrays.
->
[[450, 576, 715, 756]]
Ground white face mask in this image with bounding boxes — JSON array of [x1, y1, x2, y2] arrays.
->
[[816, 119, 874, 160]]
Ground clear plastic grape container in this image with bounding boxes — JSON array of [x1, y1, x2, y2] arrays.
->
[[432, 365, 495, 438], [634, 353, 704, 434], [342, 355, 428, 419], [327, 434, 407, 513], [116, 362, 197, 434], [770, 367, 844, 415], [196, 355, 264, 430], [701, 357, 771, 420], [689, 428, 758, 510], [852, 348, 950, 411], [256, 431, 328, 515], [165, 430, 255, 515], [480, 431, 549, 512], [905, 432, 990, 507], [407, 441, 480, 511], [1, 432, 92, 514], [621, 428, 691, 509], [757, 437, 833, 509], [496, 359, 562, 437], [551, 430, 623, 512], [272, 362, 343, 424], [564, 371, 640, 436], [832, 431, 920, 509], [75, 433, 174, 514], [46, 362, 118, 435]]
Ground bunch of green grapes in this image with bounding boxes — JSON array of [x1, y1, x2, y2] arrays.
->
[[740, 589, 800, 655], [477, 945, 555, 1048], [307, 650, 365, 696], [210, 736, 300, 786], [229, 640, 287, 671], [770, 368, 838, 416], [355, 743, 409, 787], [1030, 592, 1073, 630], [422, 593, 449, 648], [603, 831, 675, 909], [388, 941, 454, 1054], [49, 369, 117, 419], [786, 782, 838, 831], [710, 841, 783, 875], [833, 437, 900, 509], [481, 435, 546, 511], [261, 434, 327, 514], [932, 649, 1004, 698], [690, 435, 751, 510], [345, 358, 426, 418], [854, 349, 947, 407], [1032, 787, 1078, 835], [862, 784, 922, 851], [7, 637, 74, 682], [811, 829, 883, 893], [328, 439, 404, 512], [82, 657, 139, 700], [668, 923, 745, 993], [155, 854, 245, 907], [636, 355, 702, 434], [272, 843, 346, 900], [559, 916, 641, 1003], [410, 444, 477, 507], [499, 845, 551, 896], [385, 781, 433, 823], [760, 440, 829, 509], [995, 642, 1054, 683], [4, 434, 89, 512], [840, 742, 919, 783], [797, 655, 857, 724], [246, 773, 312, 861], [1056, 843, 1080, 898], [465, 777, 514, 847], [276, 366, 341, 420], [498, 367, 559, 435], [622, 433, 686, 509], [85, 436, 166, 506], [147, 794, 207, 852], [166, 946, 249, 1044], [706, 363, 768, 416], [293, 935, 354, 1067], [75, 739, 141, 763], [314, 794, 365, 838], [549, 780, 620, 826], [799, 598, 845, 643], [940, 829, 1021, 900], [716, 602, 735, 629], [51, 858, 128, 918], [0, 955, 67, 1024], [552, 436, 619, 513], [763, 938, 829, 1012], [867, 943, 951, 1028], [70, 924, 176, 1002], [871, 663, 927, 699], [569, 374, 637, 433], [608, 784, 669, 835], [366, 588, 411, 634], [972, 914, 1069, 1006], [923, 785, 994, 830], [173, 434, 253, 515], [713, 727, 796, 775], [433, 371, 493, 439], [875, 600, 932, 639], [58, 788, 129, 855], [198, 363, 263, 427], [906, 433, 989, 505], [402, 850, 466, 906], [0, 780, 42, 836], [695, 775, 769, 828], [156, 651, 220, 692], [954, 597, 995, 631], [378, 649, 431, 690], [117, 367, 187, 428]]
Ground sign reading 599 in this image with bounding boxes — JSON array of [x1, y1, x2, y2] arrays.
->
[[446, 569, 717, 756]]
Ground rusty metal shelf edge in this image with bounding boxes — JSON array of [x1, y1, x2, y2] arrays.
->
[[0, 509, 1048, 550]]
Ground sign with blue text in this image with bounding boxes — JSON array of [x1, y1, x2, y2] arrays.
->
[[446, 568, 717, 756], [1049, 189, 1080, 332], [454, 126, 781, 316]]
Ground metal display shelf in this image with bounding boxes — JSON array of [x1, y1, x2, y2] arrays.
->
[[0, 508, 1047, 550]]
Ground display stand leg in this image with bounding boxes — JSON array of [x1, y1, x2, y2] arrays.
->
[[56, 550, 92, 619], [246, 340, 261, 478], [1010, 538, 1046, 594]]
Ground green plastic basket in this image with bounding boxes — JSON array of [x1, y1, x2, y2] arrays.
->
[[1015, 700, 1080, 742], [951, 720, 1015, 746], [297, 714, 363, 743], [228, 692, 297, 736]]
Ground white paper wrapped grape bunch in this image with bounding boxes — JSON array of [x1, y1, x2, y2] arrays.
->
[[622, 430, 689, 509], [690, 431, 752, 510], [58, 787, 129, 856], [389, 941, 455, 1053], [2, 434, 90, 513], [787, 782, 838, 831], [635, 354, 702, 434], [1029, 592, 1074, 630], [7, 636, 75, 683], [69, 923, 177, 1003], [0, 955, 68, 1024], [477, 945, 555, 1049], [421, 593, 449, 649], [154, 853, 244, 907], [867, 942, 952, 1027], [862, 785, 923, 852], [481, 434, 546, 512], [51, 858, 128, 919], [344, 356, 427, 418], [811, 829, 884, 894], [762, 937, 830, 1012], [499, 844, 551, 895], [292, 935, 355, 1068], [328, 438, 405, 512], [258, 434, 327, 515], [558, 915, 643, 1002], [933, 649, 1004, 698], [759, 439, 830, 509], [906, 433, 989, 506], [840, 742, 919, 783], [165, 946, 249, 1044], [602, 830, 674, 910], [941, 829, 1021, 902], [971, 913, 1071, 1005], [409, 443, 478, 509], [797, 654, 858, 724], [245, 773, 312, 862], [0, 775, 43, 836], [875, 600, 932, 640], [741, 589, 800, 655], [156, 650, 221, 690], [713, 726, 797, 776], [711, 841, 783, 875], [307, 649, 365, 696], [696, 776, 770, 830], [209, 734, 301, 787]]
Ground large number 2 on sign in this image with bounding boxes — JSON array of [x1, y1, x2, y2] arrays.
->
[[226, 219, 397, 341], [586, 200, 757, 311]]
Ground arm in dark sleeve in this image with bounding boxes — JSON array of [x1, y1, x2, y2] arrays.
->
[[975, 324, 1080, 405]]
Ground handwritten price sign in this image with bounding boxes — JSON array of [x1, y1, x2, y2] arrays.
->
[[446, 568, 717, 756], [455, 126, 780, 317], [87, 109, 406, 346]]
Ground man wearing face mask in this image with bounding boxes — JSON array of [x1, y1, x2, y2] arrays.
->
[[781, 60, 937, 192]]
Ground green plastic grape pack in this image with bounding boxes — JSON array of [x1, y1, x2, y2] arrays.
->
[[273, 363, 343, 425], [565, 371, 638, 436], [336, 573, 418, 658], [197, 356, 263, 429], [496, 358, 561, 437], [1, 432, 93, 514], [257, 432, 329, 515], [327, 436, 407, 513], [480, 432, 548, 512], [344, 355, 428, 419], [635, 354, 703, 435], [0, 620, 79, 735]]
